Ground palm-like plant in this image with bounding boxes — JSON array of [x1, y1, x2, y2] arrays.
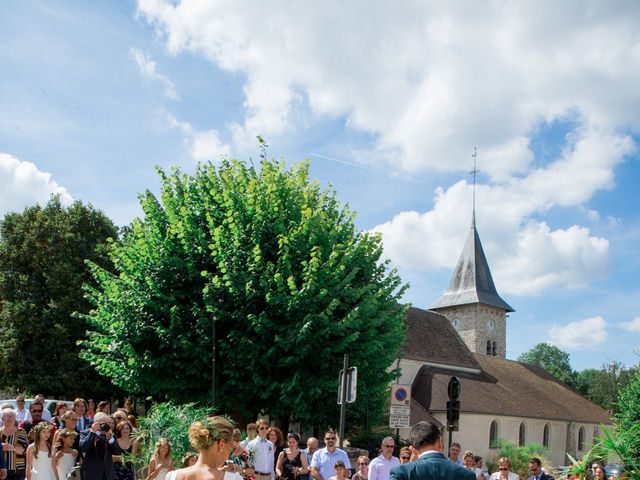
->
[[595, 425, 640, 480]]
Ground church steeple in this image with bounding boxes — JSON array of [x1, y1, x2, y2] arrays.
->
[[430, 220, 513, 312], [429, 149, 514, 358]]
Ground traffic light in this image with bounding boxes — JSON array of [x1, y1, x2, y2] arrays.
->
[[447, 399, 460, 431]]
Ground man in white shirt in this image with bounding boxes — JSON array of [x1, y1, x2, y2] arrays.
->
[[14, 397, 29, 422], [246, 419, 274, 480], [489, 458, 519, 480], [310, 430, 351, 480], [369, 437, 399, 480]]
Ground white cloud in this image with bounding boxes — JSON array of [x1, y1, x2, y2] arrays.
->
[[0, 153, 73, 215], [164, 111, 230, 161], [137, 1, 638, 295], [372, 174, 611, 295], [621, 317, 640, 333], [130, 47, 179, 100], [548, 316, 608, 349], [136, 1, 639, 176]]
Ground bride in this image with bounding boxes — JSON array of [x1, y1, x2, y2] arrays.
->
[[166, 416, 235, 480]]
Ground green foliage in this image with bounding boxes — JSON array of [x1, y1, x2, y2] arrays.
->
[[134, 402, 213, 471], [574, 362, 636, 413], [81, 156, 408, 428], [615, 369, 640, 433], [0, 196, 118, 397], [595, 425, 640, 479], [487, 439, 548, 479], [518, 343, 575, 386], [564, 444, 600, 480]]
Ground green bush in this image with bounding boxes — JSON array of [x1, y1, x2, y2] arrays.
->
[[133, 402, 214, 471], [487, 439, 548, 479]]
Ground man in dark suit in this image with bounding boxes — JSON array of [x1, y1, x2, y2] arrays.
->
[[80, 412, 121, 480], [390, 422, 476, 480], [526, 458, 553, 480]]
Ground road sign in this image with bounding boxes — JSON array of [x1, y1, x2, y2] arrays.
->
[[389, 384, 411, 428], [391, 384, 411, 405], [337, 367, 357, 404], [390, 405, 411, 416], [389, 409, 411, 428]]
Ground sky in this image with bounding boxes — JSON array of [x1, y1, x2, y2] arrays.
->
[[1, 1, 639, 371]]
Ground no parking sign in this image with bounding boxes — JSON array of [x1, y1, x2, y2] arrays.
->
[[389, 383, 411, 428], [391, 384, 411, 405]]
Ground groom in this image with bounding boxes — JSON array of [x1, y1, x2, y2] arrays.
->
[[390, 422, 475, 480]]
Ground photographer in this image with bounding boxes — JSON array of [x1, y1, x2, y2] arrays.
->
[[80, 412, 121, 480]]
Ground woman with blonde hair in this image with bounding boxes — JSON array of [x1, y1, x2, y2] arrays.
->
[[463, 451, 483, 480], [148, 438, 174, 480], [166, 416, 235, 480], [351, 456, 369, 480]]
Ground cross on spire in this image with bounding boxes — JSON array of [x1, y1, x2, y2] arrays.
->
[[470, 147, 479, 227]]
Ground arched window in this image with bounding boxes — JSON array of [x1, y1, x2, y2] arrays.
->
[[519, 422, 526, 446], [593, 427, 599, 446], [578, 427, 585, 451], [489, 420, 499, 448], [486, 341, 492, 355], [543, 424, 550, 448], [492, 341, 497, 356]]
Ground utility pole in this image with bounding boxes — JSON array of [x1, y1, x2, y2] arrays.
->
[[211, 314, 216, 409], [338, 353, 349, 448]]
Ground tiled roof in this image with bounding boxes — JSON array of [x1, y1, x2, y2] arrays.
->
[[426, 354, 612, 424], [401, 307, 482, 371]]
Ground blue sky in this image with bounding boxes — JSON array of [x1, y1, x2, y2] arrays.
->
[[1, 1, 639, 371]]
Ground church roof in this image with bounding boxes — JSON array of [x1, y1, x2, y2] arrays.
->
[[426, 354, 612, 424], [430, 219, 514, 312], [401, 307, 482, 372]]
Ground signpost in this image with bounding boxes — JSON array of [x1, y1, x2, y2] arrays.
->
[[338, 354, 357, 448], [389, 384, 411, 428]]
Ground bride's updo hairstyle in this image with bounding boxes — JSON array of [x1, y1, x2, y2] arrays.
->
[[188, 416, 234, 450]]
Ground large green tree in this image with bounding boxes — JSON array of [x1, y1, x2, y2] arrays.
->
[[81, 157, 407, 428], [0, 196, 118, 397], [517, 343, 575, 385], [574, 361, 635, 412]]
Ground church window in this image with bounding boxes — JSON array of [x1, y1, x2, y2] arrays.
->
[[519, 422, 526, 446], [543, 424, 550, 448], [593, 427, 599, 445], [486, 341, 492, 355], [578, 427, 585, 451], [489, 420, 499, 448], [492, 341, 497, 356]]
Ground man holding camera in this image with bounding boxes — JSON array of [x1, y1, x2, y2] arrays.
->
[[80, 412, 121, 480]]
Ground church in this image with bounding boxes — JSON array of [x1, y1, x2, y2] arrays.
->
[[396, 214, 611, 467]]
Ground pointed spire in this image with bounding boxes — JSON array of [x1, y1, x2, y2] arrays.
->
[[430, 149, 513, 312], [430, 219, 514, 312]]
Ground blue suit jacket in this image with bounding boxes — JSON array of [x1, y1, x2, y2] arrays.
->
[[390, 452, 477, 480]]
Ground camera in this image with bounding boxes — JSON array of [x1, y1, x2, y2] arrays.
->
[[99, 423, 111, 432]]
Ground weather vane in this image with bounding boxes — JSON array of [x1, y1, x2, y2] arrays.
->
[[470, 148, 479, 226]]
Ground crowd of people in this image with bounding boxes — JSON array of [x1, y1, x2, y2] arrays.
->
[[0, 398, 614, 480]]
